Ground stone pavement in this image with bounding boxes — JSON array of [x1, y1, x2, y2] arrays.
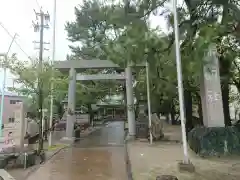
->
[[24, 121, 128, 180], [128, 125, 240, 180]]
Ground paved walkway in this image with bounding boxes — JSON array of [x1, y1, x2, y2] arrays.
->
[[26, 121, 128, 180], [7, 126, 101, 180]]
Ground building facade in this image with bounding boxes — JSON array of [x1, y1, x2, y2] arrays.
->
[[0, 91, 24, 124]]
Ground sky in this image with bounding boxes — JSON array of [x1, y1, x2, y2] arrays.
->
[[0, 0, 169, 89]]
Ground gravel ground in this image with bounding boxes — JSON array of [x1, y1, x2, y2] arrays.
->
[[128, 125, 240, 180], [128, 141, 240, 180]]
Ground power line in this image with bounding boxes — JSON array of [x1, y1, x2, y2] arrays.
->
[[0, 22, 32, 61], [35, 0, 41, 10]]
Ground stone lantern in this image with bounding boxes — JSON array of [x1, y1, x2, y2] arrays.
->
[[138, 93, 147, 116], [61, 96, 68, 111], [61, 96, 68, 121]]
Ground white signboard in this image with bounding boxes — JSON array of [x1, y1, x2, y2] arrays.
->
[[13, 102, 26, 148], [76, 113, 90, 124]]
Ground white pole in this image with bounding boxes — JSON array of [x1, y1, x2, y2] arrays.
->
[[0, 33, 17, 136], [49, 0, 57, 147], [146, 61, 153, 144], [173, 0, 189, 163], [0, 62, 7, 137], [42, 111, 45, 138]]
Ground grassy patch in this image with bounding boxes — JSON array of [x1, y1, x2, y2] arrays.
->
[[46, 144, 66, 151]]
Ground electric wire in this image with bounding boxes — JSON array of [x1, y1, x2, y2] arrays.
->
[[0, 22, 32, 61]]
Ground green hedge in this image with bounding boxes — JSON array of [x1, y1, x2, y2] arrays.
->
[[0, 156, 8, 168], [188, 126, 240, 156], [17, 151, 37, 168]]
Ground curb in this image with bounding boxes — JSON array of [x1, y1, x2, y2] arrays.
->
[[41, 146, 69, 164], [24, 146, 68, 180]]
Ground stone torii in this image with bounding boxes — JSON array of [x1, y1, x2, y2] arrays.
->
[[54, 59, 138, 142]]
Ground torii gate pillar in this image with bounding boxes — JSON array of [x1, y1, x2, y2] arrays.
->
[[66, 68, 76, 139], [125, 66, 136, 137]]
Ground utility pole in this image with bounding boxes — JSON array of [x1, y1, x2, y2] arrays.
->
[[33, 9, 50, 154]]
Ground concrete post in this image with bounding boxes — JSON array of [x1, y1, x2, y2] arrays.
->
[[66, 68, 76, 139], [14, 102, 26, 149], [200, 45, 225, 127], [125, 66, 136, 137]]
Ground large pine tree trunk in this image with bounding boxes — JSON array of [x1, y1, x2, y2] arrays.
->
[[221, 81, 231, 126], [184, 89, 193, 133], [197, 100, 203, 125], [87, 104, 94, 126], [219, 56, 231, 126], [134, 90, 140, 118], [170, 103, 176, 124], [218, 6, 231, 126], [195, 92, 203, 125]]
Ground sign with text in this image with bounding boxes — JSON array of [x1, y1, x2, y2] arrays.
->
[[200, 45, 224, 127]]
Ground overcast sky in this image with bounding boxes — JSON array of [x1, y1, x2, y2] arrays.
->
[[0, 0, 168, 89]]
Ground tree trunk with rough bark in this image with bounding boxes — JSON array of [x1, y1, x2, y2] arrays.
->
[[184, 89, 193, 133], [87, 104, 94, 126], [219, 56, 231, 126]]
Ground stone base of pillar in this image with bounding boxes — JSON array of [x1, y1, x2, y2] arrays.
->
[[126, 134, 136, 141], [178, 161, 195, 173], [60, 137, 75, 144], [0, 169, 15, 180]]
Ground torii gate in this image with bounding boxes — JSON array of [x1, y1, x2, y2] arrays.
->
[[54, 59, 147, 142]]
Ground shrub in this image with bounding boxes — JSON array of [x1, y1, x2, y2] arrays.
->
[[188, 126, 240, 156]]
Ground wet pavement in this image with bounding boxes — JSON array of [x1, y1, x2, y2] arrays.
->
[[26, 121, 128, 180]]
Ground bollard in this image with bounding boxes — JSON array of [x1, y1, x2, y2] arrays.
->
[[24, 152, 28, 169], [74, 127, 81, 142], [39, 150, 46, 163]]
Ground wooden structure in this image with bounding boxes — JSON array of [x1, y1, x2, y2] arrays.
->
[[96, 104, 126, 120]]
